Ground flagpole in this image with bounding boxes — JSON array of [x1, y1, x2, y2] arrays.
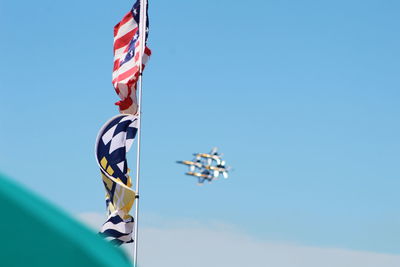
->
[[133, 77, 142, 267], [133, 0, 147, 266]]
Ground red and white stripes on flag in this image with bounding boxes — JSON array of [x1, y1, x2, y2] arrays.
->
[[112, 0, 151, 113]]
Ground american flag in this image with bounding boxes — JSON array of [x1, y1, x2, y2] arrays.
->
[[112, 0, 151, 112]]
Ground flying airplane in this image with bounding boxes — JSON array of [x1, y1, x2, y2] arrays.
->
[[177, 147, 230, 184], [176, 159, 202, 172], [185, 171, 214, 184], [193, 147, 222, 166]]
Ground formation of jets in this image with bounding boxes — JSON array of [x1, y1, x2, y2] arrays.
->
[[177, 147, 230, 184]]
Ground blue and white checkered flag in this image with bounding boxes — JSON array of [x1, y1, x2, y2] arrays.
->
[[95, 114, 138, 246]]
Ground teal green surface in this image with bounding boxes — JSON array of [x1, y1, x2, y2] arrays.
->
[[0, 173, 132, 267]]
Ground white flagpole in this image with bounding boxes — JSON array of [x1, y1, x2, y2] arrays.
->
[[133, 0, 147, 266]]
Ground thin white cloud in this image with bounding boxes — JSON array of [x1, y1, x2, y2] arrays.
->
[[77, 212, 400, 267]]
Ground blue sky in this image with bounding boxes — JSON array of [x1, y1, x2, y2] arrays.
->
[[1, 0, 400, 258]]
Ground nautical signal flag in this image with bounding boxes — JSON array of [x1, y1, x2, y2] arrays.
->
[[113, 0, 151, 114], [95, 114, 138, 246]]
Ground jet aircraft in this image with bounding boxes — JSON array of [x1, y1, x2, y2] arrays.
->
[[177, 147, 230, 184]]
